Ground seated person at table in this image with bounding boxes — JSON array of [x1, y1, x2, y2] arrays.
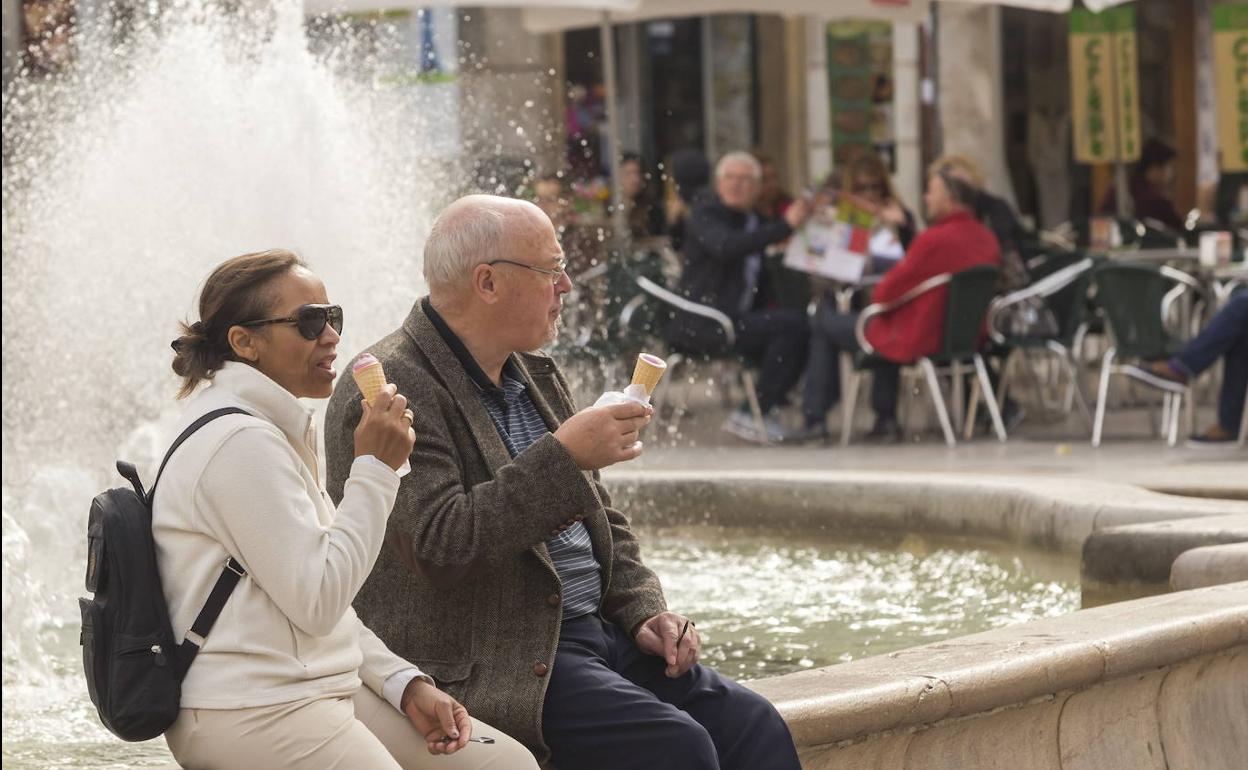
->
[[935, 154, 1029, 289], [666, 147, 711, 253], [671, 150, 812, 443], [1098, 138, 1186, 234], [842, 151, 917, 271], [619, 152, 666, 240], [799, 161, 1002, 442], [1128, 291, 1248, 447], [753, 152, 794, 221], [1214, 169, 1248, 231]]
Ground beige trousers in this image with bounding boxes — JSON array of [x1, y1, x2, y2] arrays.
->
[[165, 686, 538, 770]]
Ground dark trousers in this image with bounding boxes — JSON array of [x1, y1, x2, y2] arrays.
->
[[542, 615, 800, 770], [735, 309, 810, 414], [1173, 292, 1248, 432], [803, 303, 899, 425]]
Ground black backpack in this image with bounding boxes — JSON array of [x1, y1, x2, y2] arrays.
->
[[79, 407, 249, 741]]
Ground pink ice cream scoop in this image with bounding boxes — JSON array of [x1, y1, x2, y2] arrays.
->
[[352, 354, 387, 404]]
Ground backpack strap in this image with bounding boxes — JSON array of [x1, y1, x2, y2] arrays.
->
[[175, 556, 245, 677], [147, 407, 251, 505], [143, 406, 251, 679]]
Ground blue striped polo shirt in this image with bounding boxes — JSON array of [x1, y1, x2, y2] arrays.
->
[[423, 299, 602, 621]]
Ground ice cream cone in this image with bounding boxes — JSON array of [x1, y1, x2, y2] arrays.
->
[[630, 353, 668, 396], [352, 353, 387, 405]]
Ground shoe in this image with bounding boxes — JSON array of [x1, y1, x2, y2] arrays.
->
[[977, 400, 1026, 433], [863, 417, 903, 444], [721, 409, 798, 444], [1185, 424, 1237, 449], [1125, 360, 1188, 393], [788, 421, 830, 444], [1003, 401, 1027, 433]]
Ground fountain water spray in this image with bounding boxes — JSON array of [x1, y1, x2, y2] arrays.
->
[[2, 2, 448, 762]]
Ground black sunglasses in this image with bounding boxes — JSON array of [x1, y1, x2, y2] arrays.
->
[[239, 304, 344, 340]]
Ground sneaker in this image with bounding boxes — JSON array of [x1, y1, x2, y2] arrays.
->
[[1125, 360, 1188, 393], [1003, 401, 1027, 433], [863, 416, 903, 444], [721, 409, 796, 444], [1185, 424, 1237, 449]]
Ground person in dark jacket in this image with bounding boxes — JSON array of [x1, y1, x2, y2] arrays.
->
[[935, 154, 1029, 289], [666, 148, 711, 253], [670, 151, 812, 443], [799, 163, 1001, 441], [1098, 138, 1186, 233]]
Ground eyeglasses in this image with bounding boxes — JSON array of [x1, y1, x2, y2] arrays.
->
[[486, 258, 567, 285], [238, 304, 344, 340]]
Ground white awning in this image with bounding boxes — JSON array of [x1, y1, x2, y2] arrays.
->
[[303, 0, 637, 17], [302, 0, 1136, 29], [523, 0, 930, 33]]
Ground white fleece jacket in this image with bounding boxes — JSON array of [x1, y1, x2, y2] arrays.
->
[[152, 362, 421, 710]]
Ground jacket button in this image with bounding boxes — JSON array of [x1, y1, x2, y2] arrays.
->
[[533, 662, 549, 677], [546, 593, 561, 607]]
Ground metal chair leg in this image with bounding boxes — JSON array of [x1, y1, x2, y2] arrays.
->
[[951, 360, 965, 433], [964, 373, 981, 441], [1239, 382, 1248, 448], [997, 348, 1016, 411], [1092, 348, 1116, 447], [840, 369, 861, 446], [1167, 392, 1182, 447], [974, 354, 1008, 442], [920, 358, 956, 447], [1051, 344, 1094, 429], [741, 369, 768, 440], [1161, 392, 1173, 438]]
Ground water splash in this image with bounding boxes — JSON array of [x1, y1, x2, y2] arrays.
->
[[1, 0, 448, 725]]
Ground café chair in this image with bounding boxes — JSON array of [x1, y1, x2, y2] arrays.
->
[[843, 265, 1004, 447], [981, 253, 1097, 431], [1089, 263, 1203, 447]]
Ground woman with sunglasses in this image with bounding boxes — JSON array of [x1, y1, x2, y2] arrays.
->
[[840, 152, 917, 263], [153, 250, 537, 769]]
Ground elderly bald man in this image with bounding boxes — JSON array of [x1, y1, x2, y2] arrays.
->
[[325, 195, 800, 770]]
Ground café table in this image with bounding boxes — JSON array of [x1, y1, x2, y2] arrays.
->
[[1094, 247, 1201, 263]]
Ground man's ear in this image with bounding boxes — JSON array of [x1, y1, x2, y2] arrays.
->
[[226, 325, 261, 363], [471, 263, 502, 305]]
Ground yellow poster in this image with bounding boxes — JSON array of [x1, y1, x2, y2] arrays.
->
[[1214, 5, 1248, 172], [1114, 19, 1140, 162], [1069, 8, 1139, 164]]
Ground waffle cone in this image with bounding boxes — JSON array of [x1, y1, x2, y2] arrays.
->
[[353, 362, 387, 404], [630, 353, 668, 396]]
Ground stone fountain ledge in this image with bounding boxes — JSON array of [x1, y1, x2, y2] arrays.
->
[[601, 471, 1248, 768], [602, 469, 1247, 554], [747, 583, 1248, 769]]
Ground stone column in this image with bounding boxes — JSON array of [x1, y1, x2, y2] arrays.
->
[[458, 8, 563, 186], [893, 22, 923, 215], [937, 2, 1015, 206], [2, 0, 20, 86]]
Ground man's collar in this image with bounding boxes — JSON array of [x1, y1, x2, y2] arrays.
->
[[421, 297, 522, 397]]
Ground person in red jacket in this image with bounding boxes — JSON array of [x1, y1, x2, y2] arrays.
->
[[799, 163, 1001, 441]]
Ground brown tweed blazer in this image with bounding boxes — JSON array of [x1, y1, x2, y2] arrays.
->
[[324, 300, 667, 763]]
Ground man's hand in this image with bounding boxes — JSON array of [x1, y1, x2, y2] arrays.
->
[[634, 611, 700, 678], [554, 402, 653, 471], [401, 678, 473, 755], [783, 197, 812, 230]]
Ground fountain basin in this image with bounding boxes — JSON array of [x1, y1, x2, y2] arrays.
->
[[604, 470, 1248, 769]]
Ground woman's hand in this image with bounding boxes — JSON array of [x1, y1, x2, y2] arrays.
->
[[878, 199, 907, 228], [353, 383, 416, 471], [401, 678, 473, 755]]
